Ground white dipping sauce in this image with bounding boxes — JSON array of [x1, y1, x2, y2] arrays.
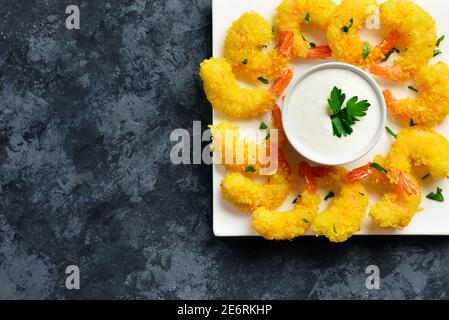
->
[[284, 65, 384, 165]]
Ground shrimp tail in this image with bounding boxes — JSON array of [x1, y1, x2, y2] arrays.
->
[[298, 161, 318, 192], [369, 65, 409, 82], [347, 164, 374, 182], [390, 170, 420, 195], [279, 31, 294, 58], [306, 46, 332, 59], [383, 89, 398, 111], [270, 69, 293, 98], [377, 29, 401, 57]]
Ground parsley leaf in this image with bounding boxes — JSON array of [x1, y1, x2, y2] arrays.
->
[[328, 87, 371, 138], [410, 118, 417, 127], [328, 87, 346, 115], [341, 18, 353, 33], [436, 35, 445, 47], [305, 11, 311, 24], [242, 59, 248, 65], [362, 43, 370, 60], [427, 187, 444, 202], [385, 127, 398, 139], [371, 163, 388, 175], [258, 76, 269, 84], [259, 122, 268, 130], [245, 165, 256, 173], [324, 191, 335, 201], [382, 47, 399, 62]]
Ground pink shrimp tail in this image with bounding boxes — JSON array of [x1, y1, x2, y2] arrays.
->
[[270, 69, 293, 98], [306, 46, 332, 59], [394, 171, 420, 195], [377, 29, 401, 56], [298, 161, 318, 192], [347, 164, 374, 183], [279, 31, 294, 58], [369, 65, 409, 81], [383, 89, 397, 111], [271, 105, 283, 130]]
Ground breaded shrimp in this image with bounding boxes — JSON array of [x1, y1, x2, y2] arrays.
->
[[385, 127, 449, 195], [210, 106, 286, 175], [220, 151, 291, 212], [224, 12, 292, 82], [383, 62, 449, 127], [199, 58, 293, 118], [312, 167, 369, 243], [274, 0, 336, 59], [348, 155, 421, 229], [252, 162, 328, 240], [327, 0, 384, 67], [369, 0, 436, 81]]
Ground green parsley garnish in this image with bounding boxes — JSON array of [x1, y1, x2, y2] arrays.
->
[[304, 11, 311, 24], [408, 86, 418, 92], [265, 132, 270, 140], [382, 48, 399, 62], [324, 191, 335, 201], [333, 225, 338, 234], [359, 192, 365, 196], [303, 219, 309, 224], [245, 165, 256, 173], [259, 122, 268, 130], [272, 25, 276, 34], [436, 35, 445, 47], [242, 59, 248, 65], [427, 187, 444, 202], [362, 43, 370, 60], [328, 87, 371, 138], [341, 18, 354, 33], [410, 118, 417, 127], [385, 127, 398, 139], [258, 76, 269, 84], [371, 163, 388, 175], [309, 42, 316, 48], [422, 173, 431, 181], [433, 49, 442, 57]]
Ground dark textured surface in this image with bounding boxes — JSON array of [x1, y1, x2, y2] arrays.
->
[[0, 0, 449, 300]]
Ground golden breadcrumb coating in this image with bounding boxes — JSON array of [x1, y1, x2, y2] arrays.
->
[[312, 168, 369, 243], [384, 62, 449, 127], [224, 12, 288, 82]]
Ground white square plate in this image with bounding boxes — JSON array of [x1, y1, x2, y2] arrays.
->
[[212, 0, 449, 236]]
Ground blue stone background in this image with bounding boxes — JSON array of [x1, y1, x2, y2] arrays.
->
[[0, 0, 448, 300]]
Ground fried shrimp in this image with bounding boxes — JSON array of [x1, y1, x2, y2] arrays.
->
[[210, 106, 286, 175], [312, 167, 369, 243], [274, 0, 336, 59], [220, 151, 291, 212], [327, 0, 385, 67], [383, 62, 449, 127], [252, 162, 327, 240], [224, 12, 292, 82], [369, 0, 436, 81], [199, 58, 293, 118], [348, 155, 421, 229], [384, 127, 449, 195]]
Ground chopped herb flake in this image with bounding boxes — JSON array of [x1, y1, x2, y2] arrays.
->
[[341, 18, 354, 33], [427, 187, 444, 202], [408, 86, 418, 92], [436, 35, 445, 47], [359, 192, 365, 196], [410, 118, 417, 127], [422, 173, 431, 181], [385, 127, 398, 139], [245, 165, 256, 173], [433, 49, 442, 57], [309, 42, 316, 48], [382, 47, 399, 62], [303, 219, 309, 224], [304, 12, 311, 24], [259, 122, 268, 130], [371, 162, 388, 175], [333, 225, 338, 234], [362, 43, 370, 60], [258, 76, 269, 84], [242, 59, 248, 65], [324, 191, 335, 201]]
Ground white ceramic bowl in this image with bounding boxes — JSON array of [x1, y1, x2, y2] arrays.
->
[[282, 62, 387, 166]]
